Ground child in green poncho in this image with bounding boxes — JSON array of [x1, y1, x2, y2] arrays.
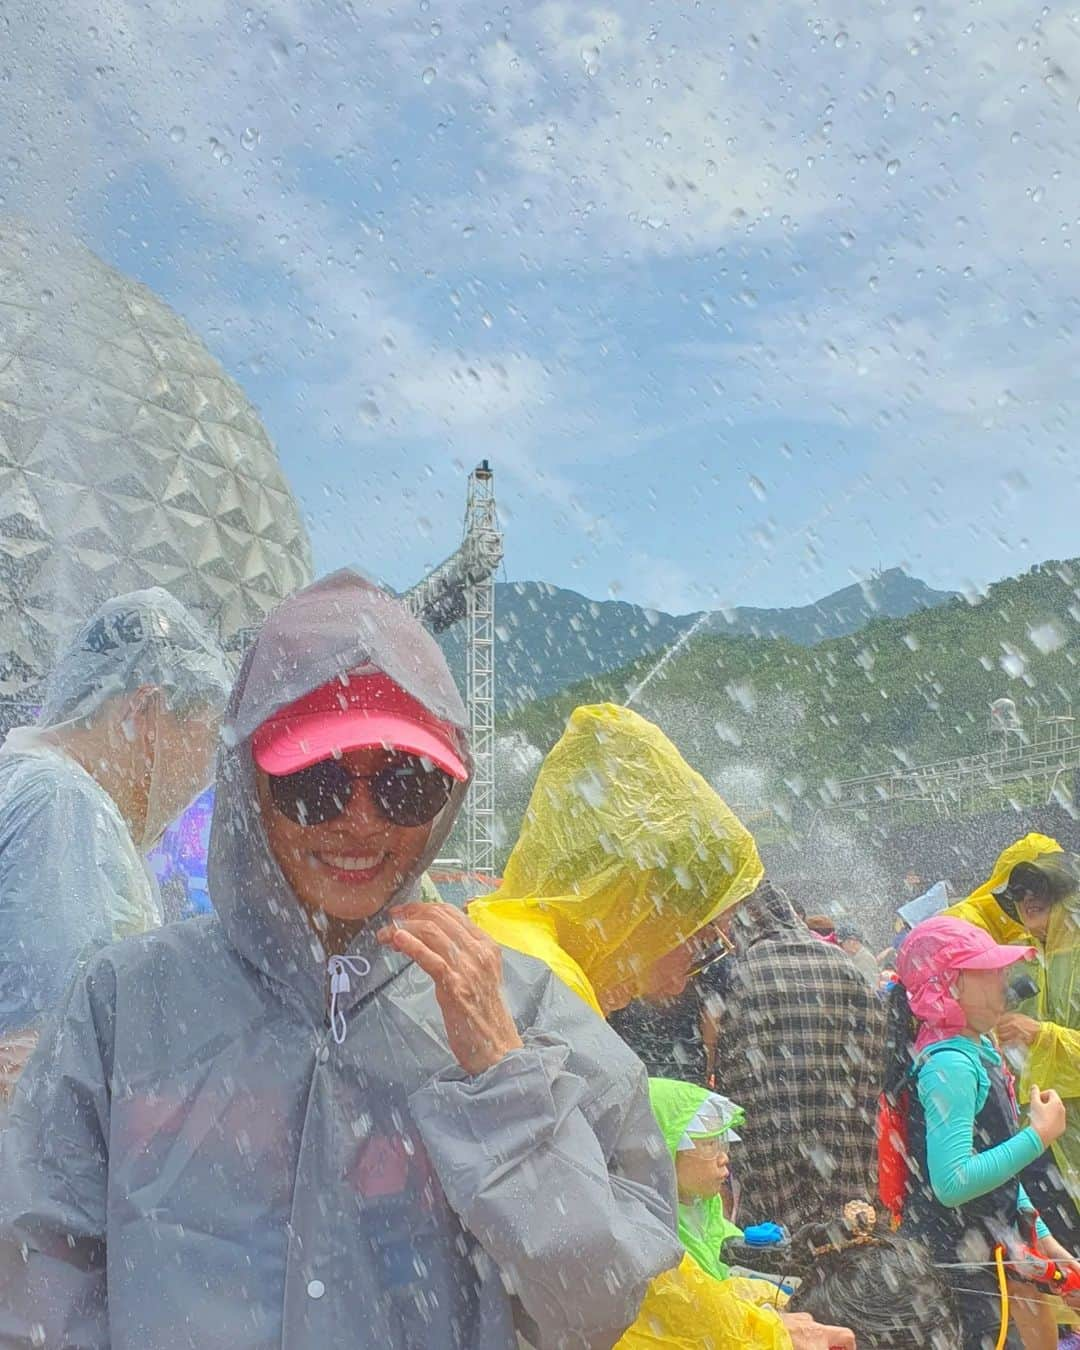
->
[[648, 1077, 745, 1280]]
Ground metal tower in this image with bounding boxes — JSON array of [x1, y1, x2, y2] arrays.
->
[[403, 462, 503, 875], [464, 464, 502, 875]]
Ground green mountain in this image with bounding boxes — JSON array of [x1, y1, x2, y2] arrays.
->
[[438, 568, 953, 710], [493, 558, 1080, 859]]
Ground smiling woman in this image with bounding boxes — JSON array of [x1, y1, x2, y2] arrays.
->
[[0, 570, 685, 1350], [252, 670, 467, 949]]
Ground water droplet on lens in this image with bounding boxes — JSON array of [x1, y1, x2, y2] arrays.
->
[[884, 90, 896, 112], [241, 127, 259, 150], [422, 66, 436, 85], [834, 30, 849, 48], [1030, 622, 1064, 654], [169, 125, 186, 144], [886, 158, 899, 175]]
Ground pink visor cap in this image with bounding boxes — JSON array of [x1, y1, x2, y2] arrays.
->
[[897, 915, 1035, 1030], [252, 672, 468, 782]]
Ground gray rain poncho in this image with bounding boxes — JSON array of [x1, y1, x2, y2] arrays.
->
[[0, 589, 231, 1088], [0, 571, 680, 1350]]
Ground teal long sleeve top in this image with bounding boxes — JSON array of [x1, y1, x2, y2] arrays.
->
[[915, 1035, 1049, 1238]]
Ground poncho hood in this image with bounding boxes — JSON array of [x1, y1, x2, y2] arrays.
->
[[647, 1077, 744, 1283], [943, 833, 1062, 945], [209, 569, 471, 1019], [470, 703, 762, 1006], [647, 1078, 745, 1157]]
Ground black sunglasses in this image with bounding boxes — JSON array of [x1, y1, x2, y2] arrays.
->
[[268, 752, 454, 829]]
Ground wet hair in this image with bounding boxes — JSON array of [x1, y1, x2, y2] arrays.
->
[[882, 978, 917, 1102], [788, 1205, 960, 1349], [996, 854, 1080, 921]]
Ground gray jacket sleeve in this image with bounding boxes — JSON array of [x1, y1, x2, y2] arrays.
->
[[409, 1027, 682, 1350], [0, 963, 113, 1348]]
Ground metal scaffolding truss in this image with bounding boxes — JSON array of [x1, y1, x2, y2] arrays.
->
[[464, 464, 501, 876], [403, 462, 503, 875], [811, 716, 1080, 831]]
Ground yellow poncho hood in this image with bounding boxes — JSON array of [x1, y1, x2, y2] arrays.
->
[[943, 833, 1063, 945], [470, 703, 763, 1012]]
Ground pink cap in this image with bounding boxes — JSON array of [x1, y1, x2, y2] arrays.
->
[[897, 916, 1035, 1037], [252, 672, 468, 782]]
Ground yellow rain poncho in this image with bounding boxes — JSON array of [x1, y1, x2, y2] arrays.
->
[[470, 703, 764, 1014], [619, 1256, 789, 1349], [472, 705, 787, 1349], [943, 833, 1063, 945], [1023, 888, 1080, 1213]]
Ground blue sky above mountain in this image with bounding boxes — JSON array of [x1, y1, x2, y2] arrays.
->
[[3, 0, 1079, 614]]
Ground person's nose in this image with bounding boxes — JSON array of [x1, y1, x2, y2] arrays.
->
[[338, 777, 385, 832]]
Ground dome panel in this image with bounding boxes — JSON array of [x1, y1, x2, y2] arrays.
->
[[0, 221, 314, 695]]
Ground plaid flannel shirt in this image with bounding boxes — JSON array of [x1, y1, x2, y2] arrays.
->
[[710, 911, 884, 1232]]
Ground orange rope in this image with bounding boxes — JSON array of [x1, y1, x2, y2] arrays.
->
[[994, 1246, 1010, 1350]]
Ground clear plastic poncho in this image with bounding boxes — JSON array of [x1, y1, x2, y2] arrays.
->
[[0, 588, 230, 1088]]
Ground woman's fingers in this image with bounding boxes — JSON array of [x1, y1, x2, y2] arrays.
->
[[380, 903, 521, 1075], [379, 908, 503, 993], [390, 901, 489, 949], [383, 924, 453, 983], [384, 903, 505, 978], [380, 916, 465, 967]]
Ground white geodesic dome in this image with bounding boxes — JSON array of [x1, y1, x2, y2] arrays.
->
[[0, 219, 313, 700]]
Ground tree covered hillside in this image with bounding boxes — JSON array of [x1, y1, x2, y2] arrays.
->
[[494, 559, 1080, 846]]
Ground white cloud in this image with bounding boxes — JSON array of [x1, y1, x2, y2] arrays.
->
[[5, 0, 1080, 602]]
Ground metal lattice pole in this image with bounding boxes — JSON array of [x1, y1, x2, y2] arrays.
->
[[465, 463, 502, 876]]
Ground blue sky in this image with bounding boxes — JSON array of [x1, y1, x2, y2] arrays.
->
[[3, 0, 1080, 614]]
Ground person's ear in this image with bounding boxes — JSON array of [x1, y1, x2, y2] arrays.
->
[[117, 686, 159, 748]]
